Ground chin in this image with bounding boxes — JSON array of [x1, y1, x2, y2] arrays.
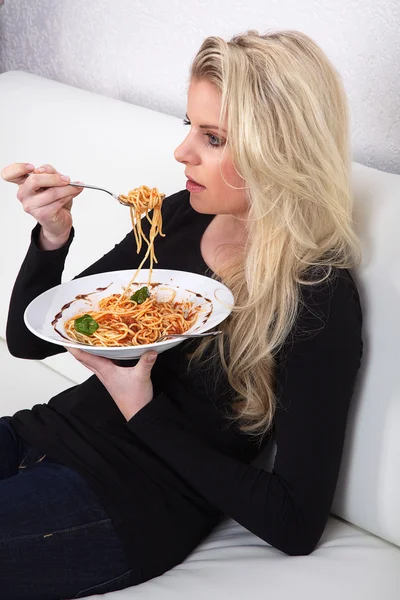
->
[[189, 193, 212, 214]]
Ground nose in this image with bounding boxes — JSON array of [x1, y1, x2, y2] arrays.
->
[[174, 132, 200, 166]]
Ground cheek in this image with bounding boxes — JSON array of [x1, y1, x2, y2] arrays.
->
[[220, 155, 246, 190], [217, 157, 247, 212]]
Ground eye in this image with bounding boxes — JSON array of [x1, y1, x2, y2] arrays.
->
[[205, 133, 225, 148], [182, 118, 225, 148]]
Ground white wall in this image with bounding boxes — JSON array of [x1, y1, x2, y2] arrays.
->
[[0, 0, 399, 174]]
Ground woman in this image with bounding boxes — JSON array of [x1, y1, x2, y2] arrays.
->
[[1, 29, 363, 600]]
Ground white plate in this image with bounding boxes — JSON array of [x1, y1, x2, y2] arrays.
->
[[24, 269, 234, 359]]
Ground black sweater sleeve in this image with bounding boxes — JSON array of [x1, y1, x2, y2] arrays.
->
[[127, 272, 363, 555]]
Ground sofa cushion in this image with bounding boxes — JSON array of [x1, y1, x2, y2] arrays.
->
[[102, 518, 400, 600], [1, 71, 400, 551], [1, 337, 399, 599]]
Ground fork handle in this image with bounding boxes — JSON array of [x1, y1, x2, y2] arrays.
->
[[27, 174, 113, 197], [68, 182, 114, 196]]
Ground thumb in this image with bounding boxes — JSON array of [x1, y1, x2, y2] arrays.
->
[[136, 351, 158, 377]]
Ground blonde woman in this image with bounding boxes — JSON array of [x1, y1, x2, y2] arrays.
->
[[1, 30, 362, 599]]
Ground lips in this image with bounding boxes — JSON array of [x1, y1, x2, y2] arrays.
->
[[185, 174, 205, 187]]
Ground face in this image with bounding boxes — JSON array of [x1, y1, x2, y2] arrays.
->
[[174, 79, 247, 217]]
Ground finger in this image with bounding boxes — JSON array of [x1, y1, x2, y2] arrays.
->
[[23, 172, 71, 194], [135, 352, 158, 379], [1, 162, 35, 185], [26, 194, 75, 222], [64, 196, 74, 212], [20, 185, 81, 211], [33, 164, 60, 175], [19, 177, 82, 205], [67, 347, 112, 374]]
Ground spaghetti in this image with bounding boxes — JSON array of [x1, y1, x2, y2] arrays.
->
[[118, 185, 165, 299], [63, 185, 200, 347], [64, 288, 199, 347]]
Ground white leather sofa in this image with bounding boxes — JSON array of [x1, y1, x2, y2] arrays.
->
[[1, 71, 400, 599]]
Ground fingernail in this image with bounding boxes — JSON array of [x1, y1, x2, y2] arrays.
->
[[61, 175, 70, 182], [146, 352, 157, 363], [36, 167, 46, 173], [25, 163, 35, 171]]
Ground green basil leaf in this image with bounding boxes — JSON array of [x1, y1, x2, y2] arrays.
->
[[74, 314, 99, 336], [129, 286, 150, 304]]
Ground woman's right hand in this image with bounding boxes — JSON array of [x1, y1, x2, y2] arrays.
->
[[1, 162, 83, 250]]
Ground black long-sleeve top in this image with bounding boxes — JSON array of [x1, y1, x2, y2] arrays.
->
[[7, 189, 363, 583]]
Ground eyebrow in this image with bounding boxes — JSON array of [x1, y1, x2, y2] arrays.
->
[[185, 113, 227, 134]]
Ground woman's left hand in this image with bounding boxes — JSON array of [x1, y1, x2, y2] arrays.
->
[[67, 348, 158, 421]]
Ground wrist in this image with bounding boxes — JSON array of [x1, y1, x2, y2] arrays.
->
[[38, 227, 71, 251]]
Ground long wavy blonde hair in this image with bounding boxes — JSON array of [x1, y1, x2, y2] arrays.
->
[[189, 30, 362, 444]]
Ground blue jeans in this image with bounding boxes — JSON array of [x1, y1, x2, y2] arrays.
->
[[0, 417, 134, 600]]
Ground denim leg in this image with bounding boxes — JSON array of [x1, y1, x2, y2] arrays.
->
[[0, 431, 137, 600], [0, 416, 31, 480]]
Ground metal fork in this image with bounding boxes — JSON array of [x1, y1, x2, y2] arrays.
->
[[157, 331, 222, 343], [27, 175, 133, 207], [68, 182, 133, 207]]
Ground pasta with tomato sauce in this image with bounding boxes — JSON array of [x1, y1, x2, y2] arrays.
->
[[64, 186, 199, 347]]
